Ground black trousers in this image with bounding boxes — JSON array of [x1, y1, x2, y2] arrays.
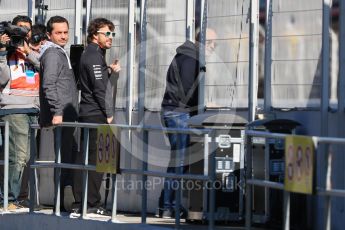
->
[[73, 115, 106, 208], [54, 126, 78, 210]]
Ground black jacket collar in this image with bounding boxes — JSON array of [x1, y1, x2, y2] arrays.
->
[[89, 42, 106, 56]]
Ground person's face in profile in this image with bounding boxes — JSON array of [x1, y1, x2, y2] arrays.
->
[[16, 21, 32, 40], [205, 29, 217, 57], [95, 25, 115, 50]]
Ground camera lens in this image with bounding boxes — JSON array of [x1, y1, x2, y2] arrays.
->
[[31, 34, 41, 44], [10, 35, 24, 48]]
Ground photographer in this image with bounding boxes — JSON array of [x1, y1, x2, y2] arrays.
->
[[0, 15, 39, 208], [29, 24, 47, 53], [26, 23, 48, 70], [0, 34, 10, 91]]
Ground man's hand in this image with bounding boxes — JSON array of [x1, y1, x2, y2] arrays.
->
[[52, 115, 63, 125], [107, 116, 113, 124], [16, 41, 32, 56], [0, 34, 10, 51], [109, 59, 121, 73]]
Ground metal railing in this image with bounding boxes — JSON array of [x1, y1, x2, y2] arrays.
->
[[0, 121, 9, 211], [0, 120, 40, 212], [245, 130, 345, 230], [28, 122, 218, 230]]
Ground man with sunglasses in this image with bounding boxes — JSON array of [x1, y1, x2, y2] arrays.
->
[[72, 18, 120, 215]]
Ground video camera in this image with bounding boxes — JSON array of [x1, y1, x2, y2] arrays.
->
[[0, 21, 29, 48], [30, 33, 47, 45]]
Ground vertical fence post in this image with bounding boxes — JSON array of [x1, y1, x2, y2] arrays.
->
[[283, 191, 291, 230], [126, 0, 135, 127], [27, 0, 35, 23], [141, 129, 148, 223], [239, 130, 246, 216], [321, 0, 331, 228], [324, 144, 332, 230], [138, 2, 148, 220], [203, 134, 209, 214], [264, 0, 273, 112], [111, 173, 118, 222], [29, 125, 37, 213], [111, 126, 120, 222], [74, 0, 83, 44], [54, 127, 62, 216], [208, 130, 216, 230], [81, 128, 89, 218], [197, 0, 207, 115], [245, 132, 253, 229], [175, 134, 181, 228], [248, 0, 259, 122], [337, 4, 345, 230], [186, 0, 194, 41], [339, 0, 345, 113], [138, 0, 147, 124], [86, 0, 92, 29], [3, 121, 9, 211]]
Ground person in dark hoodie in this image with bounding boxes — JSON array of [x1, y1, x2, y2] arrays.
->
[[39, 16, 78, 212], [160, 28, 217, 218], [72, 18, 121, 215]]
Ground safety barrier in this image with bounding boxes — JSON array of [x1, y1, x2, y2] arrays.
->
[[245, 130, 345, 230], [28, 122, 217, 230], [0, 121, 9, 211]]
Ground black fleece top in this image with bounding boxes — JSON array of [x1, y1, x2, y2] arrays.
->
[[79, 43, 116, 119], [161, 40, 199, 115]]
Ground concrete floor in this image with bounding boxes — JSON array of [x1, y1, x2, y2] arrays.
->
[[0, 207, 268, 230]]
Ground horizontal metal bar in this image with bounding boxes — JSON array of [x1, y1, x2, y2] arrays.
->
[[247, 179, 285, 190], [314, 137, 345, 145], [31, 163, 96, 171], [44, 163, 229, 180], [31, 122, 212, 135], [317, 188, 345, 198], [246, 130, 345, 145], [228, 138, 244, 144], [35, 160, 55, 164], [121, 169, 210, 181], [245, 130, 287, 139], [31, 163, 209, 181]]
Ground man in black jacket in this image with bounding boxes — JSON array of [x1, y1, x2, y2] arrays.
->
[[160, 28, 217, 218], [72, 18, 121, 214]]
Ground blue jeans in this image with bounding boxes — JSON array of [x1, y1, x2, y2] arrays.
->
[[161, 111, 190, 209], [1, 114, 37, 200]]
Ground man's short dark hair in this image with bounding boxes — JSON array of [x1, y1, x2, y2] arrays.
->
[[30, 23, 48, 45], [87, 18, 114, 44], [12, 15, 32, 27], [46, 16, 69, 33], [32, 23, 47, 35]]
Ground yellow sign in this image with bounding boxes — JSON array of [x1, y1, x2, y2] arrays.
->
[[96, 125, 120, 174], [284, 135, 315, 194]]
